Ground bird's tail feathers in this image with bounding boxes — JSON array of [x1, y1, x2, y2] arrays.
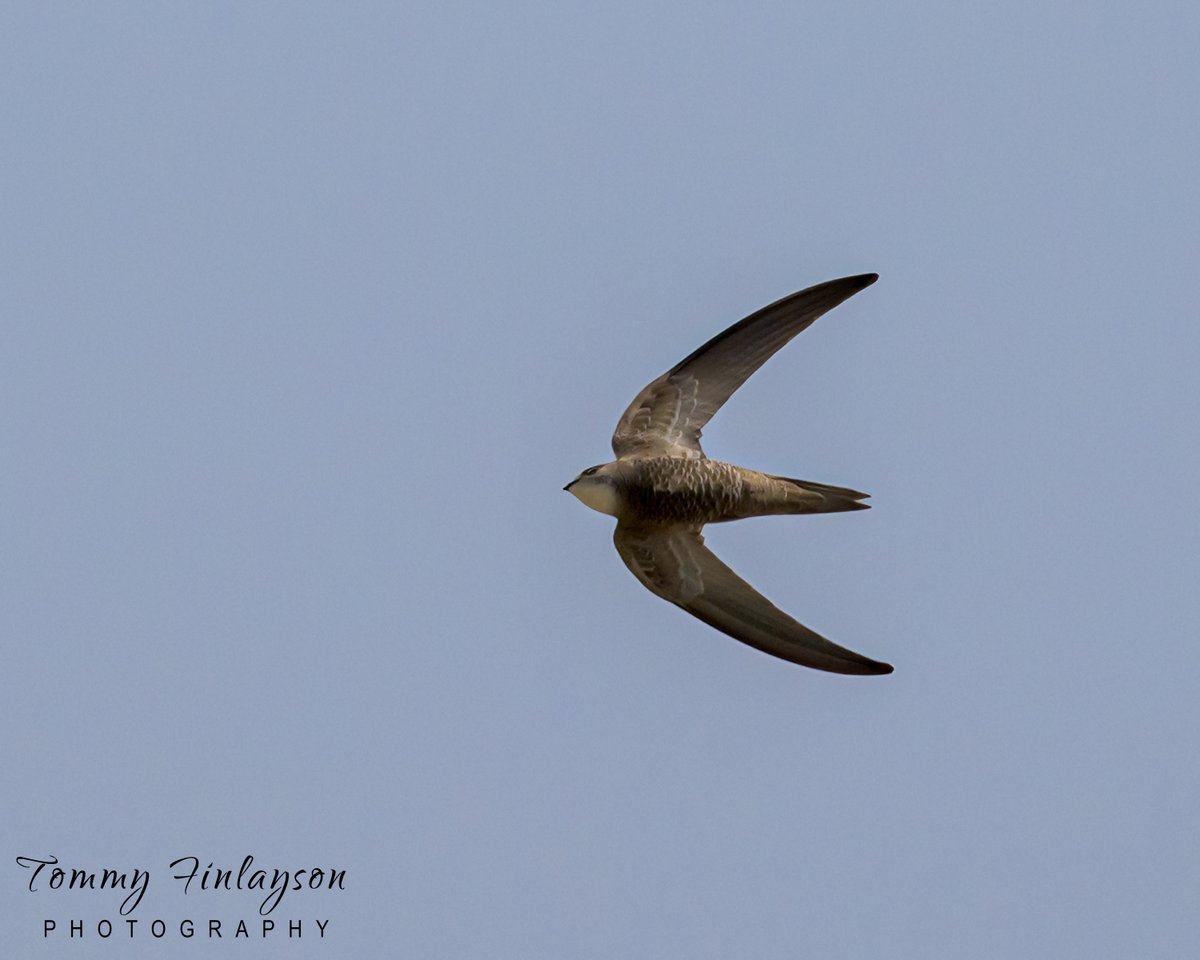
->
[[770, 476, 871, 513]]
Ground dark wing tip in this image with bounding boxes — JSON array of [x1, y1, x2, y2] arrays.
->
[[825, 652, 892, 676], [830, 656, 894, 676], [844, 272, 879, 291]]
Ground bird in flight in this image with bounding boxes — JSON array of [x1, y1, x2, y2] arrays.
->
[[565, 273, 892, 675]]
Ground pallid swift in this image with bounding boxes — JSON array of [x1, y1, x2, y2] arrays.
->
[[565, 274, 892, 675]]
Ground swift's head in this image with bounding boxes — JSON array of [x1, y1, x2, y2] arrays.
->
[[564, 462, 621, 516]]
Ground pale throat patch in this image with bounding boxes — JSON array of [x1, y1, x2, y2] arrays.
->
[[569, 479, 621, 517]]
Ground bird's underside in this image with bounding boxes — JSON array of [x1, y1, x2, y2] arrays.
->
[[614, 456, 871, 527], [566, 273, 892, 675]]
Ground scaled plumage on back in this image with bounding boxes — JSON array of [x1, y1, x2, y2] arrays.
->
[[566, 273, 892, 676]]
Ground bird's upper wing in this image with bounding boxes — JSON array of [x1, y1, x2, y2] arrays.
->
[[611, 274, 878, 460], [613, 522, 892, 675]]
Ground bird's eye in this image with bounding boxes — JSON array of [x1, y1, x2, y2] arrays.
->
[[583, 466, 599, 476]]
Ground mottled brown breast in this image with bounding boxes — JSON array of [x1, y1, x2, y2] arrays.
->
[[615, 458, 752, 526]]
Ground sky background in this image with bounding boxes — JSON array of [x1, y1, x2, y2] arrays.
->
[[2, 2, 1198, 957]]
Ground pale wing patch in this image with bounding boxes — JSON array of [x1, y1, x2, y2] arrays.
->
[[612, 525, 705, 601], [663, 375, 704, 454], [611, 375, 709, 460], [613, 525, 707, 602], [666, 529, 704, 601]]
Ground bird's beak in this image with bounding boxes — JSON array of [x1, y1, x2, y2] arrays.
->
[[563, 479, 576, 492]]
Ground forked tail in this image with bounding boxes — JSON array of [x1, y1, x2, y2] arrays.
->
[[769, 475, 871, 513]]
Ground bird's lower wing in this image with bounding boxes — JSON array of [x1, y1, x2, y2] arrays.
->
[[613, 524, 892, 675]]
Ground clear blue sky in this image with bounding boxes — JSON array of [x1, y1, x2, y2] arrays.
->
[[3, 2, 1198, 957]]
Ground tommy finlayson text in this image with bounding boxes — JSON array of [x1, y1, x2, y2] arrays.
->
[[15, 855, 345, 940]]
